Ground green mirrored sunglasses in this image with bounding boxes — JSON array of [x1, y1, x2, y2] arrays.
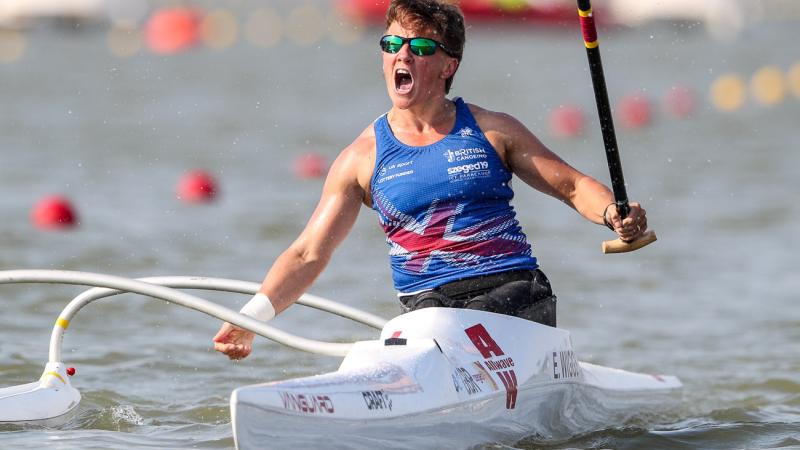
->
[[380, 35, 455, 57]]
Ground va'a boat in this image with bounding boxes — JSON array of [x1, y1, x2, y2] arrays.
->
[[0, 270, 680, 449], [233, 307, 681, 449]]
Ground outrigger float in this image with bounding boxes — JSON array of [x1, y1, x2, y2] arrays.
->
[[0, 270, 681, 449]]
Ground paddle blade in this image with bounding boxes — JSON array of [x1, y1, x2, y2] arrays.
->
[[602, 230, 657, 254]]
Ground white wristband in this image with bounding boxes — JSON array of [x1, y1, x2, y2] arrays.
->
[[239, 293, 276, 322]]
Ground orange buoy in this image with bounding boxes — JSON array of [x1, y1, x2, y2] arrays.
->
[[710, 74, 746, 112], [177, 170, 217, 203], [750, 65, 787, 106], [31, 195, 77, 230]]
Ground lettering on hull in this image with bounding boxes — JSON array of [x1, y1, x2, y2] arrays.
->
[[484, 357, 515, 371], [552, 350, 581, 380], [465, 323, 518, 409], [279, 392, 335, 414], [362, 390, 393, 412], [472, 362, 499, 391], [465, 324, 505, 359], [452, 366, 483, 395]]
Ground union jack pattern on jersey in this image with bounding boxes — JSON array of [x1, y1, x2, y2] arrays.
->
[[371, 98, 537, 293]]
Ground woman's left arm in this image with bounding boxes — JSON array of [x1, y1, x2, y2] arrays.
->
[[477, 108, 647, 240], [479, 110, 610, 224]]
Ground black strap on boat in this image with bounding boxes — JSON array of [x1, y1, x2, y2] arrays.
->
[[384, 337, 407, 346]]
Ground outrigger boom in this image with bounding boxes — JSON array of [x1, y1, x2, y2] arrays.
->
[[0, 270, 385, 424]]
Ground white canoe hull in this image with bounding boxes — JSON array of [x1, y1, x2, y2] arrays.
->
[[232, 308, 680, 449]]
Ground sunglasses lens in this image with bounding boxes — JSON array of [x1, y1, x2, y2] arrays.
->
[[380, 36, 443, 56], [380, 36, 404, 54], [410, 38, 437, 56]]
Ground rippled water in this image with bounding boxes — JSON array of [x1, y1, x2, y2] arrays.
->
[[1, 5, 799, 450]]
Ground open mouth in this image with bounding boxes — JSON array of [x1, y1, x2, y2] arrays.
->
[[394, 68, 413, 94]]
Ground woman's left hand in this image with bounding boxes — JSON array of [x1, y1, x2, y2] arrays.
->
[[604, 202, 647, 242]]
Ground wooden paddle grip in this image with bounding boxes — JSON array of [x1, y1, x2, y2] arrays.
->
[[602, 230, 657, 254]]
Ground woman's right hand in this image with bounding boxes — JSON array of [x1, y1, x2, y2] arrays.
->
[[213, 322, 256, 360]]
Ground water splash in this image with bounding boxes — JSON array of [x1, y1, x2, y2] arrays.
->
[[109, 405, 144, 427]]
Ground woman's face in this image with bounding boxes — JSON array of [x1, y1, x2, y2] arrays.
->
[[382, 21, 456, 110]]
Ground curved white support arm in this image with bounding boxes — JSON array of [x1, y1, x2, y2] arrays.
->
[[0, 270, 386, 358], [60, 276, 387, 327]]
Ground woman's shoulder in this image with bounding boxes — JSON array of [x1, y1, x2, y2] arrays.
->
[[332, 125, 377, 191], [462, 101, 525, 135], [346, 124, 377, 156]]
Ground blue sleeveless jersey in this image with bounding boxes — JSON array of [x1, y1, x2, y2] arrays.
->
[[371, 98, 538, 294]]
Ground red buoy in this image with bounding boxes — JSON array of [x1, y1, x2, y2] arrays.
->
[[662, 85, 697, 119], [66, 367, 76, 376], [293, 153, 328, 179], [31, 195, 77, 230], [548, 104, 585, 138], [144, 7, 202, 54], [618, 93, 652, 129], [177, 170, 217, 203]]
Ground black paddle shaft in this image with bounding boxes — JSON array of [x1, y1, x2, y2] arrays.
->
[[577, 0, 630, 219]]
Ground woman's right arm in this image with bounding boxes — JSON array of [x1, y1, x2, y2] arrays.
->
[[213, 130, 376, 359]]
